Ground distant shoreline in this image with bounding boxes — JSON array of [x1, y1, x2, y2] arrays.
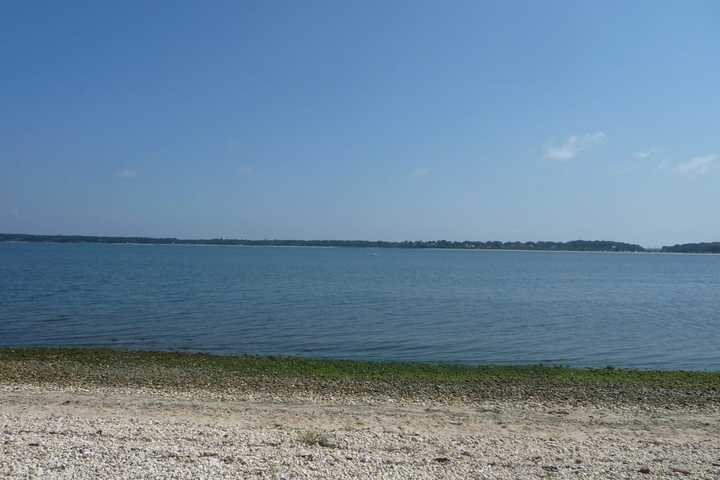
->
[[2, 232, 720, 253], [9, 239, 720, 256], [0, 233, 648, 253]]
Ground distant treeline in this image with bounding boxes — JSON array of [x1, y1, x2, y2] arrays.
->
[[0, 233, 647, 252], [661, 243, 720, 254]]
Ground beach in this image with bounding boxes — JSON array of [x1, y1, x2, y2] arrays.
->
[[1, 349, 719, 479]]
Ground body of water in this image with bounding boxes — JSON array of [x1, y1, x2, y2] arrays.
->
[[1, 242, 719, 370]]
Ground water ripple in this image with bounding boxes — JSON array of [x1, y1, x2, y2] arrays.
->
[[1, 243, 719, 370]]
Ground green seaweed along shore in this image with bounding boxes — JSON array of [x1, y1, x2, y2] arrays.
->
[[1, 348, 718, 406]]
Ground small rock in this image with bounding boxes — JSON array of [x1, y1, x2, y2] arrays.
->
[[434, 457, 450, 463], [638, 466, 651, 474], [671, 467, 691, 476], [28, 442, 40, 447]]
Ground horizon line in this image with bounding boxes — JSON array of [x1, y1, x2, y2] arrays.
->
[[2, 232, 717, 250]]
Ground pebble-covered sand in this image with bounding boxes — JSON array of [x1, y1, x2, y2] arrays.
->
[[1, 383, 719, 479]]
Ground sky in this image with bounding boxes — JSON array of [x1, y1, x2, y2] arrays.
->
[[1, 1, 719, 247]]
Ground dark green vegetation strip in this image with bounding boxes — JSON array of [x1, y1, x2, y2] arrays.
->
[[1, 348, 718, 406], [0, 233, 646, 252]]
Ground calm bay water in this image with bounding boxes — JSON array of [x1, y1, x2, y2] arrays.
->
[[1, 242, 719, 370]]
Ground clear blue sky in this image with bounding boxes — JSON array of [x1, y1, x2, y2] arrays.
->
[[2, 1, 718, 246]]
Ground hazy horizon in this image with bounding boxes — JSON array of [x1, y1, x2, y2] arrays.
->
[[2, 1, 718, 246], [0, 231, 699, 250]]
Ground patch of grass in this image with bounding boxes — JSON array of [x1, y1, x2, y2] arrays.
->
[[297, 430, 335, 448]]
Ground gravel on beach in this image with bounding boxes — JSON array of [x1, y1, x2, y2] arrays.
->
[[1, 382, 719, 479]]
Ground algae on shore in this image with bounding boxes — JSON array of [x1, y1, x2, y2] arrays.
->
[[1, 348, 718, 406]]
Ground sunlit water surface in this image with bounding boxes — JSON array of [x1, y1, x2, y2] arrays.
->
[[1, 243, 719, 370]]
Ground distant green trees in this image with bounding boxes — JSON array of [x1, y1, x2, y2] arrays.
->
[[0, 233, 648, 252], [661, 243, 720, 254], [9, 233, 720, 252]]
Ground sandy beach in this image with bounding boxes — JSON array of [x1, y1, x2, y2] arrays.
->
[[1, 350, 719, 479]]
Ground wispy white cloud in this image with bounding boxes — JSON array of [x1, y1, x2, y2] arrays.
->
[[633, 150, 656, 160], [117, 169, 138, 179], [413, 167, 432, 177], [672, 154, 716, 177], [544, 132, 606, 161]]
